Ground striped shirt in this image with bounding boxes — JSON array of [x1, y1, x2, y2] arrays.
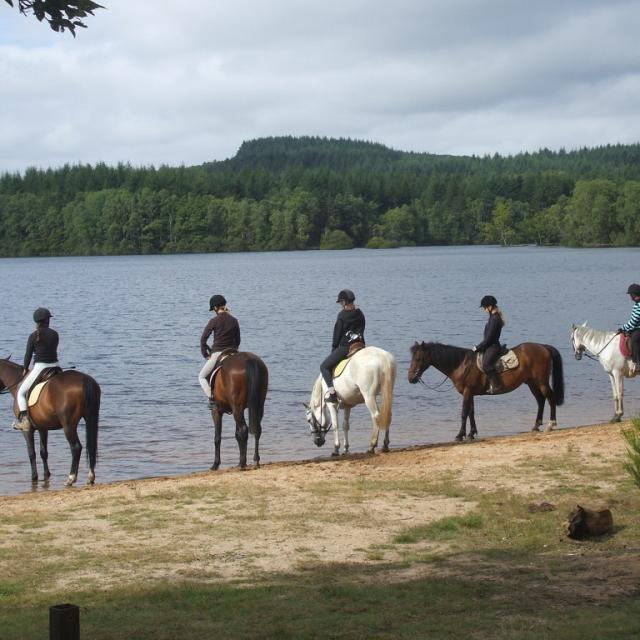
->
[[620, 301, 640, 332]]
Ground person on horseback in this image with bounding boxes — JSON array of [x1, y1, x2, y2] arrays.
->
[[199, 294, 241, 410], [320, 289, 365, 404], [473, 295, 505, 394], [13, 307, 60, 431], [619, 283, 640, 373]]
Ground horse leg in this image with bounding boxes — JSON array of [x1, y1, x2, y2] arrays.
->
[[23, 429, 38, 483], [609, 371, 623, 422], [327, 403, 340, 456], [63, 424, 82, 487], [468, 397, 478, 440], [456, 392, 471, 442], [211, 410, 223, 470], [538, 382, 556, 432], [527, 382, 545, 432], [363, 392, 381, 454], [39, 429, 51, 480], [342, 406, 351, 455], [253, 422, 261, 468], [234, 408, 249, 469]]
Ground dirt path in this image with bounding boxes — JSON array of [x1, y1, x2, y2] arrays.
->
[[0, 422, 635, 594]]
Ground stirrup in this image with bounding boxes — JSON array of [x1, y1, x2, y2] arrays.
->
[[208, 396, 218, 410], [325, 391, 339, 404], [12, 412, 31, 432]]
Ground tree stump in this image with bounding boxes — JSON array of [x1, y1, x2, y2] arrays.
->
[[566, 505, 613, 539]]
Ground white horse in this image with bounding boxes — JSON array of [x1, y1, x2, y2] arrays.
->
[[305, 346, 397, 455], [570, 322, 637, 422]]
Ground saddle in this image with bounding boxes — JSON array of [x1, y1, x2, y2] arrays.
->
[[27, 366, 63, 407], [476, 348, 519, 374], [207, 349, 238, 388], [332, 342, 366, 379], [619, 333, 633, 359]]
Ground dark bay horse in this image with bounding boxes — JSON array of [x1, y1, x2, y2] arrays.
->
[[408, 342, 564, 441], [209, 351, 268, 470], [0, 358, 100, 486]]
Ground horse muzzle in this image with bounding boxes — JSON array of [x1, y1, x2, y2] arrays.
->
[[574, 351, 583, 361], [313, 433, 326, 447]]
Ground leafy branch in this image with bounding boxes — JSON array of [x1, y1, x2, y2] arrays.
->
[[4, 0, 104, 36]]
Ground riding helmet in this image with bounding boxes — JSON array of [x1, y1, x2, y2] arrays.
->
[[33, 307, 53, 323], [336, 289, 356, 304], [209, 294, 227, 310], [479, 295, 497, 308], [627, 284, 640, 297]]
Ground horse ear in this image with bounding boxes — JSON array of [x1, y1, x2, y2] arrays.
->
[[302, 402, 309, 409], [581, 321, 588, 327], [571, 323, 575, 329]]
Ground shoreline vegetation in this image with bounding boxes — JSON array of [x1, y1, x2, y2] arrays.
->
[[2, 421, 640, 639], [2, 136, 640, 257]]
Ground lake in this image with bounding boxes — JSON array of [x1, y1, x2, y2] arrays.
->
[[1, 245, 639, 495]]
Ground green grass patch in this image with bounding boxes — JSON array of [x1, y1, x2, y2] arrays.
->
[[394, 513, 483, 544]]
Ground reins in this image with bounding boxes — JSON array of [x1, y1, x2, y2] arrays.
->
[[574, 330, 619, 361]]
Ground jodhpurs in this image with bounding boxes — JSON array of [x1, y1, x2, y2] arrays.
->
[[198, 351, 223, 397], [630, 330, 640, 364], [17, 361, 60, 412], [482, 345, 501, 373], [320, 346, 349, 388]]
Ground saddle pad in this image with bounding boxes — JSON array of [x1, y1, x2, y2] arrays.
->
[[28, 381, 47, 407], [332, 358, 351, 379], [476, 349, 519, 373], [620, 333, 633, 359]]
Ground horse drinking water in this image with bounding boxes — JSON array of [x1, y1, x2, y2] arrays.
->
[[0, 358, 100, 486], [408, 341, 564, 441], [305, 346, 396, 455]]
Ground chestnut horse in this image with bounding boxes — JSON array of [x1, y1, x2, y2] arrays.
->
[[0, 358, 100, 486], [408, 342, 564, 441], [209, 351, 268, 470]]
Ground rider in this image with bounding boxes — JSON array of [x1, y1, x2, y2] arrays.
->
[[619, 284, 640, 372], [320, 289, 365, 404], [473, 295, 505, 394], [199, 294, 241, 409], [13, 307, 60, 431]]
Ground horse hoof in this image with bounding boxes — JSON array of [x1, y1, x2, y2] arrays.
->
[[611, 415, 622, 423], [382, 445, 390, 453], [467, 434, 475, 441], [87, 471, 95, 485], [531, 425, 541, 432], [332, 448, 340, 457], [210, 464, 220, 471], [366, 447, 376, 455], [454, 435, 464, 443], [544, 421, 557, 433], [64, 475, 76, 487]]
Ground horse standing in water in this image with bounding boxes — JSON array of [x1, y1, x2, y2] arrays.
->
[[570, 322, 635, 422], [209, 351, 268, 470], [305, 346, 397, 455], [0, 358, 100, 486], [408, 341, 564, 441]]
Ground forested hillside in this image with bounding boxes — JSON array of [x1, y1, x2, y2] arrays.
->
[[2, 136, 640, 256]]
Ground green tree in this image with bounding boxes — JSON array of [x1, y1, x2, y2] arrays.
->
[[4, 0, 104, 35]]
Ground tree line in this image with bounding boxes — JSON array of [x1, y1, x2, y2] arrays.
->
[[2, 136, 640, 256]]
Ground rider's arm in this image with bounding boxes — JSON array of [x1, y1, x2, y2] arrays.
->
[[332, 315, 344, 350], [476, 314, 501, 350], [23, 334, 35, 370], [200, 317, 217, 358], [620, 303, 640, 332]]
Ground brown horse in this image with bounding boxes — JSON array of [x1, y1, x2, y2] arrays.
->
[[408, 342, 564, 441], [0, 358, 100, 486], [209, 351, 268, 470]]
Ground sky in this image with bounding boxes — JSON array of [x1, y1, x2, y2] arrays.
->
[[1, 0, 639, 173]]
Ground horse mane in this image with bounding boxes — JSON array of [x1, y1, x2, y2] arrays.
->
[[310, 374, 323, 407], [413, 341, 471, 370]]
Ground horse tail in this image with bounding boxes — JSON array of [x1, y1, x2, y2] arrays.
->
[[83, 375, 101, 469], [544, 345, 565, 406], [378, 353, 396, 430], [246, 357, 266, 436]]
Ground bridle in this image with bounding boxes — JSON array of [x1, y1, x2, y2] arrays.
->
[[571, 326, 618, 362], [409, 347, 453, 392]]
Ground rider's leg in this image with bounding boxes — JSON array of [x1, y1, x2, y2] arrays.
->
[[13, 363, 47, 431], [320, 347, 348, 403], [630, 330, 640, 368], [198, 352, 221, 408], [483, 346, 503, 394]]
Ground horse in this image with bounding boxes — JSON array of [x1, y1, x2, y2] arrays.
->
[[304, 346, 397, 455], [570, 322, 635, 422], [408, 341, 564, 441], [209, 351, 268, 470], [0, 358, 100, 486]]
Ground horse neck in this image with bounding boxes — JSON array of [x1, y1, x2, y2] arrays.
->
[[427, 344, 469, 377], [578, 326, 616, 354], [0, 360, 22, 396], [310, 375, 323, 409]]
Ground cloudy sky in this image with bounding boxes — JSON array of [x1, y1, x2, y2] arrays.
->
[[1, 0, 639, 172]]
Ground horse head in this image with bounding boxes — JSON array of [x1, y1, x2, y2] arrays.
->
[[408, 341, 430, 383], [303, 399, 329, 447], [570, 323, 588, 360]]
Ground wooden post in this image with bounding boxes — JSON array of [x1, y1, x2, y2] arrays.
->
[[50, 603, 80, 640]]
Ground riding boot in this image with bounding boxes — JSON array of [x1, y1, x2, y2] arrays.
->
[[325, 387, 339, 404], [12, 411, 31, 431], [208, 395, 218, 411], [486, 371, 504, 395]]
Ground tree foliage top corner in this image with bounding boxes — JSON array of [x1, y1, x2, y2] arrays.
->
[[4, 0, 104, 37]]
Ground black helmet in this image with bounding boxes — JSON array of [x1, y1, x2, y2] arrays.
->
[[336, 289, 355, 304], [627, 284, 640, 296], [33, 307, 52, 323], [209, 294, 227, 310], [480, 295, 497, 308]]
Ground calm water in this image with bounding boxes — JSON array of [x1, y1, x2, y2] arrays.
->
[[1, 246, 639, 495]]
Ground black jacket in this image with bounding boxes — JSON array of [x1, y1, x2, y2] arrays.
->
[[332, 308, 365, 349], [476, 313, 503, 351], [24, 327, 59, 369]]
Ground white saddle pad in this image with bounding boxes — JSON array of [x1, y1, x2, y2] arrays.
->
[[476, 349, 519, 373], [28, 381, 47, 407]]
